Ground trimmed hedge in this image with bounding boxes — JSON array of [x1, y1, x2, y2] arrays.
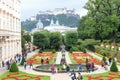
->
[[110, 61, 118, 72], [10, 62, 19, 72]]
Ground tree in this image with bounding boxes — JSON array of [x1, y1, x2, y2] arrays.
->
[[23, 32, 31, 43], [78, 0, 120, 43], [33, 31, 49, 50], [9, 62, 19, 72], [49, 31, 62, 50], [64, 31, 78, 49], [20, 57, 25, 65], [110, 61, 118, 72]]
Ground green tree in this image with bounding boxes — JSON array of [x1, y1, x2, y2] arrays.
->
[[49, 32, 62, 50], [64, 31, 78, 49], [10, 62, 19, 72], [23, 32, 31, 43], [33, 31, 49, 50], [20, 57, 25, 65], [110, 61, 118, 72], [78, 0, 120, 42]]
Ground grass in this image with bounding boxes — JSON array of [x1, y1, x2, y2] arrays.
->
[[50, 53, 57, 64], [83, 72, 120, 80], [0, 71, 50, 80], [68, 53, 76, 64]]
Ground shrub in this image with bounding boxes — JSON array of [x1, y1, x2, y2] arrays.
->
[[70, 46, 79, 53], [20, 57, 25, 65], [52, 49, 56, 53], [87, 44, 95, 52], [102, 56, 106, 62], [9, 62, 19, 72], [110, 61, 118, 72], [79, 45, 86, 52]]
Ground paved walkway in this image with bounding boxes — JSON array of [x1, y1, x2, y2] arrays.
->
[[55, 52, 62, 64], [0, 67, 8, 75], [27, 49, 39, 59], [65, 52, 72, 64]]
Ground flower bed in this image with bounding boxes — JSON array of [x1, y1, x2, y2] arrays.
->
[[27, 52, 55, 64], [71, 52, 101, 64], [1, 72, 41, 80], [87, 72, 120, 80]]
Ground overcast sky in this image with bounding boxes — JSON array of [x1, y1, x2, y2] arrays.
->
[[21, 0, 88, 21]]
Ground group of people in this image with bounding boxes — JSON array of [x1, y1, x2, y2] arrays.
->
[[40, 58, 49, 65], [85, 58, 95, 73], [1, 54, 22, 70], [50, 64, 83, 80]]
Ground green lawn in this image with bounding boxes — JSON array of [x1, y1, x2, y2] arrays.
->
[[0, 71, 50, 80], [83, 72, 120, 80], [68, 53, 76, 64]]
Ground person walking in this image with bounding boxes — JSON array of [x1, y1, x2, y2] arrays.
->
[[66, 64, 70, 73], [30, 61, 33, 69], [70, 70, 76, 80], [91, 62, 94, 72], [77, 72, 83, 80], [78, 63, 82, 72], [51, 65, 55, 74], [86, 63, 89, 73], [109, 58, 112, 65], [24, 61, 27, 70], [41, 58, 44, 65]]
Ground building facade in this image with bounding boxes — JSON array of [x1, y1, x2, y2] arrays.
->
[[0, 0, 21, 67]]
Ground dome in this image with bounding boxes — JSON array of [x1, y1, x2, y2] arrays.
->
[[36, 20, 43, 29]]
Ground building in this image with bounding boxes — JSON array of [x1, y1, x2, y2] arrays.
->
[[0, 0, 21, 67], [44, 19, 77, 35], [31, 20, 44, 34]]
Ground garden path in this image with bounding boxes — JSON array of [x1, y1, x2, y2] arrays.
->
[[65, 52, 72, 64], [55, 52, 62, 64]]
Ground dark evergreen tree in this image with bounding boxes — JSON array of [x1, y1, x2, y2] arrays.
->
[[110, 61, 118, 72], [9, 62, 19, 72]]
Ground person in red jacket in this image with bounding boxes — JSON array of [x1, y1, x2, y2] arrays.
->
[[51, 65, 55, 74]]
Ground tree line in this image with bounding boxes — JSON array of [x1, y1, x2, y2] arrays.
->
[[78, 0, 120, 44]]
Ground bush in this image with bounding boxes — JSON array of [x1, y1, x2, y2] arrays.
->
[[87, 44, 95, 52], [110, 61, 118, 72], [20, 57, 25, 65], [52, 49, 56, 53], [102, 56, 106, 62], [79, 45, 86, 53], [39, 49, 42, 53], [70, 46, 79, 53], [10, 62, 19, 72]]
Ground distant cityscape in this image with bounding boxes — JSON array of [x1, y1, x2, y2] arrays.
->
[[29, 8, 78, 21]]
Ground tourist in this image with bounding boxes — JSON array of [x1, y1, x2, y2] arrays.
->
[[41, 58, 44, 65], [2, 61, 4, 67], [77, 72, 83, 80], [54, 57, 56, 62], [78, 63, 82, 72], [86, 63, 89, 73], [30, 61, 33, 69], [91, 62, 94, 72], [86, 57, 88, 64], [51, 65, 55, 74], [70, 70, 76, 80], [101, 61, 105, 67], [6, 60, 10, 70], [109, 57, 112, 65], [46, 58, 49, 64], [24, 61, 27, 70], [66, 64, 70, 73]]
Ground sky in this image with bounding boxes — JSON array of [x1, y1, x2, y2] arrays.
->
[[21, 0, 88, 21]]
